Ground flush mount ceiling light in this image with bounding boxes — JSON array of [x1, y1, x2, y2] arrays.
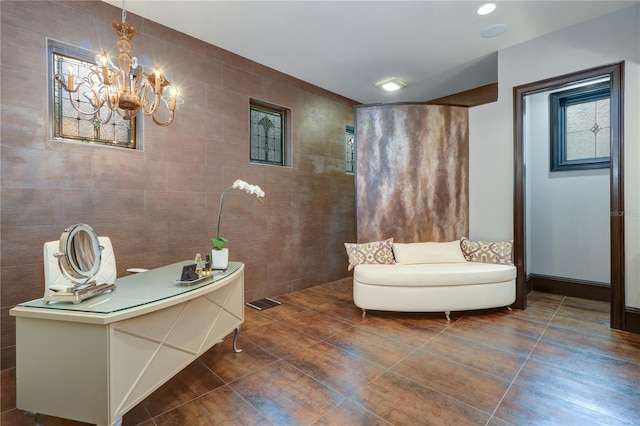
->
[[54, 0, 183, 126], [375, 77, 407, 92], [477, 3, 496, 15], [482, 24, 508, 38]]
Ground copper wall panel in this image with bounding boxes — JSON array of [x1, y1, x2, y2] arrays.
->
[[355, 104, 468, 243]]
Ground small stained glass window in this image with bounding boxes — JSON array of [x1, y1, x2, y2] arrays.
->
[[565, 98, 610, 160], [49, 40, 137, 149], [345, 126, 355, 174], [250, 103, 284, 166], [550, 81, 610, 171]]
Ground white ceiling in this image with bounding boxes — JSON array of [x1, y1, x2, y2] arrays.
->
[[102, 1, 636, 104]]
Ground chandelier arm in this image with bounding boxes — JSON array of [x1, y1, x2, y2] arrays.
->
[[133, 75, 156, 116], [60, 80, 105, 117], [152, 110, 175, 127], [144, 93, 162, 117], [141, 76, 166, 117], [84, 72, 111, 113], [86, 86, 104, 110], [93, 107, 114, 125], [104, 88, 120, 112], [143, 102, 160, 117], [88, 86, 114, 125], [104, 69, 124, 113]]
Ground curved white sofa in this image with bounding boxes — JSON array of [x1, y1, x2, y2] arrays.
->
[[352, 240, 516, 320]]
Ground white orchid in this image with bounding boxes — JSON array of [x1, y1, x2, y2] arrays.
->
[[232, 179, 265, 199], [212, 180, 266, 250]]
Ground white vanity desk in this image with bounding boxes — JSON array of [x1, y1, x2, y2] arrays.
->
[[10, 261, 244, 425]]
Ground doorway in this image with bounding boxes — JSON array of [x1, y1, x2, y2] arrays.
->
[[513, 62, 625, 330]]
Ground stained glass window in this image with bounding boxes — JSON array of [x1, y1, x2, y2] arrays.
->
[[250, 104, 284, 165], [550, 81, 610, 171], [565, 98, 610, 160], [345, 126, 355, 174], [49, 41, 137, 149]]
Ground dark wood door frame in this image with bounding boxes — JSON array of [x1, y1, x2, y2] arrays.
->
[[513, 62, 625, 330]]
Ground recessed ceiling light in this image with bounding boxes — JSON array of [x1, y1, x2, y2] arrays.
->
[[482, 24, 507, 38], [375, 77, 407, 92], [477, 3, 496, 16]]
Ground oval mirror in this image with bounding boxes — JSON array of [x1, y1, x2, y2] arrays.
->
[[57, 223, 102, 285]]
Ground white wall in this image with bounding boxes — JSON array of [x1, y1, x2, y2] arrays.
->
[[469, 4, 640, 307], [525, 90, 610, 283]]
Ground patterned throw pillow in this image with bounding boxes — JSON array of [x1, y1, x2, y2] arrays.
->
[[460, 236, 514, 265], [344, 238, 395, 271]]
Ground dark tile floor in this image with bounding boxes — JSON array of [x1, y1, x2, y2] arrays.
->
[[3, 279, 640, 425]]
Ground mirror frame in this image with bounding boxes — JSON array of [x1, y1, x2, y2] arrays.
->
[[57, 223, 102, 285]]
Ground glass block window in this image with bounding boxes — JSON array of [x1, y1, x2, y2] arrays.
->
[[250, 103, 284, 165], [345, 125, 355, 174], [49, 40, 137, 149], [549, 81, 610, 171]]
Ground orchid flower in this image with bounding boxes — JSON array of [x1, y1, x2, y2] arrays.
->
[[212, 180, 265, 250]]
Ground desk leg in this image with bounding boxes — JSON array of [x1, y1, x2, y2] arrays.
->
[[24, 411, 41, 426], [232, 326, 242, 353]]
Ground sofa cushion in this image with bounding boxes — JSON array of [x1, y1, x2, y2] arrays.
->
[[392, 240, 467, 264], [344, 238, 395, 271], [460, 237, 514, 265], [354, 262, 516, 287]]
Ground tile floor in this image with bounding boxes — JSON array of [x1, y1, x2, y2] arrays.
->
[[2, 279, 640, 425]]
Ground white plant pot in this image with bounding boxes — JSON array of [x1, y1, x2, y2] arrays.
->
[[211, 248, 229, 270]]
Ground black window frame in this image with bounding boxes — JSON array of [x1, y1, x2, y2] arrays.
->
[[549, 81, 610, 172]]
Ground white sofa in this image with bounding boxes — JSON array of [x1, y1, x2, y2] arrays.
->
[[351, 240, 516, 320]]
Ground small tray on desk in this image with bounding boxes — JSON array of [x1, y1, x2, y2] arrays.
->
[[173, 270, 228, 286], [173, 275, 211, 286], [43, 283, 116, 304]]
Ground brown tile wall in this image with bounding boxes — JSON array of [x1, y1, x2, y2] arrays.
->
[[0, 1, 357, 369]]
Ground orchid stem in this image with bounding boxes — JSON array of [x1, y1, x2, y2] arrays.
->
[[216, 187, 231, 239]]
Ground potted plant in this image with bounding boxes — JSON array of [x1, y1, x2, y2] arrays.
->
[[211, 179, 265, 269]]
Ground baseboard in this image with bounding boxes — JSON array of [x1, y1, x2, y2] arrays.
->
[[527, 274, 610, 302], [625, 307, 640, 334], [527, 275, 640, 334]]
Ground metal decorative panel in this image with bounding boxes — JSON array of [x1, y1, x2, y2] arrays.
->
[[355, 104, 468, 243]]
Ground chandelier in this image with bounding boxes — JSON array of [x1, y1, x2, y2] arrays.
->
[[54, 1, 183, 127]]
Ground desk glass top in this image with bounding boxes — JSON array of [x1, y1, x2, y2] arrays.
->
[[17, 261, 242, 314]]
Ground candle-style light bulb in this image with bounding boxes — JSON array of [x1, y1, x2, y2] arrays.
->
[[154, 66, 161, 93], [161, 86, 183, 112], [170, 87, 178, 110], [99, 52, 109, 83], [67, 65, 74, 91]]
